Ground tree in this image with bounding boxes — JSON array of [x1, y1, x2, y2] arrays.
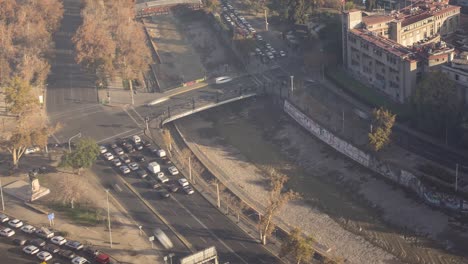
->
[[60, 138, 100, 174], [365, 0, 376, 11], [203, 0, 220, 13], [259, 168, 300, 245], [55, 174, 84, 209], [368, 107, 395, 152], [162, 128, 173, 156], [344, 1, 355, 10], [410, 71, 463, 141], [280, 227, 315, 264], [4, 77, 39, 116]]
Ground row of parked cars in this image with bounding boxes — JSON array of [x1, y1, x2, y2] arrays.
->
[[0, 213, 110, 264], [100, 135, 195, 198], [221, 0, 255, 38]]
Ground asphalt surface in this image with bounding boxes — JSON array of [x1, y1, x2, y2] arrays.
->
[[44, 0, 279, 263]]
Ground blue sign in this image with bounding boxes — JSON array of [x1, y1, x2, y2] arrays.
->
[[48, 213, 54, 221]]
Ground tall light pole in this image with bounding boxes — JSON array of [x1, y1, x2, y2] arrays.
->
[[0, 178, 4, 211], [290, 76, 294, 96], [68, 132, 82, 152], [188, 156, 192, 182], [105, 189, 113, 248], [264, 9, 269, 31]]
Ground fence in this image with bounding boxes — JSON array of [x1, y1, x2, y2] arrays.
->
[[284, 100, 468, 213]]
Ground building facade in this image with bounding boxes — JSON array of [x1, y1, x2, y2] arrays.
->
[[442, 52, 468, 105], [342, 1, 460, 103]]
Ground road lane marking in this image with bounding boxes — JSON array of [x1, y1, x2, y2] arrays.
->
[[146, 97, 169, 106], [170, 196, 249, 264], [130, 106, 146, 122], [96, 128, 141, 143], [185, 223, 192, 229], [123, 107, 143, 128], [238, 241, 248, 249]]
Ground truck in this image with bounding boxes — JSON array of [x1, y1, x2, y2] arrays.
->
[[147, 161, 160, 174]]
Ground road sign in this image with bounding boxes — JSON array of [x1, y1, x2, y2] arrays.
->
[[47, 213, 54, 221], [149, 236, 154, 241]]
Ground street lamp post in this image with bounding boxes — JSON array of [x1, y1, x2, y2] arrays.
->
[[68, 132, 82, 152], [290, 76, 294, 97], [105, 190, 113, 248], [0, 178, 4, 211]]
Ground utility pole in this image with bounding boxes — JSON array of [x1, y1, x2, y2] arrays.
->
[[0, 178, 4, 211], [188, 156, 192, 182], [68, 132, 82, 153], [105, 190, 113, 248], [264, 9, 269, 31], [290, 76, 294, 96], [455, 163, 459, 192], [216, 182, 220, 208]]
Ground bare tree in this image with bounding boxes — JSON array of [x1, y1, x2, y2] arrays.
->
[[259, 168, 300, 245], [55, 174, 84, 209]]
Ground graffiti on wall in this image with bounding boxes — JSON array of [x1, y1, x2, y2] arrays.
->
[[283, 100, 468, 213]]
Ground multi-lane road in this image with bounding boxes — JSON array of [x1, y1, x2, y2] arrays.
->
[[46, 0, 279, 263]]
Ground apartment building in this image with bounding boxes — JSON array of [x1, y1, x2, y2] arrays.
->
[[342, 1, 460, 103], [442, 52, 468, 104]]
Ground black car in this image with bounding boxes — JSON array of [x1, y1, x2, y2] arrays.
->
[[44, 243, 60, 254], [133, 143, 144, 151], [158, 189, 171, 198], [124, 144, 135, 153], [135, 155, 145, 162], [136, 169, 148, 179], [120, 155, 131, 164], [58, 249, 76, 260], [12, 238, 27, 246], [141, 140, 152, 147], [83, 246, 100, 258], [146, 179, 160, 189], [65, 240, 84, 250], [162, 158, 172, 165], [30, 238, 46, 247], [167, 184, 179, 193], [110, 143, 118, 149]]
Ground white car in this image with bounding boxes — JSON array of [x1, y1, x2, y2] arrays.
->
[[103, 152, 114, 161], [215, 76, 233, 84], [279, 50, 286, 57], [0, 228, 15, 237], [25, 146, 40, 154], [50, 236, 67, 246], [71, 256, 89, 264], [8, 219, 23, 228], [21, 225, 36, 234], [157, 172, 169, 183], [99, 146, 107, 154], [23, 245, 40, 255], [183, 185, 195, 195], [168, 166, 179, 176], [128, 162, 139, 171], [178, 178, 189, 187], [37, 251, 53, 261], [119, 165, 130, 175]]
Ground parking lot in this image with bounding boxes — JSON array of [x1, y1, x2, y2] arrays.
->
[[0, 213, 110, 264]]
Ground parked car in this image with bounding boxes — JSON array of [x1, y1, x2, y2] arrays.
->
[[157, 172, 169, 183], [156, 149, 166, 158], [37, 251, 53, 261], [95, 253, 110, 264], [128, 162, 139, 171], [99, 146, 107, 154], [35, 228, 54, 239], [146, 179, 160, 189], [30, 238, 46, 247], [158, 189, 171, 198], [132, 135, 141, 144], [136, 169, 148, 179], [120, 154, 131, 164], [161, 157, 172, 165], [183, 185, 195, 195], [72, 256, 89, 264], [167, 166, 179, 176], [51, 236, 67, 246], [141, 140, 152, 147], [102, 153, 114, 161], [25, 146, 40, 154], [65, 240, 84, 250], [21, 225, 36, 234], [0, 228, 15, 237], [8, 219, 24, 228], [178, 178, 189, 187], [112, 158, 122, 167], [113, 147, 124, 156], [44, 243, 60, 254], [119, 166, 131, 175], [58, 249, 76, 260], [110, 143, 118, 149], [167, 184, 179, 193], [82, 247, 100, 258], [23, 245, 40, 255], [13, 238, 27, 246], [133, 143, 143, 151], [135, 155, 146, 162], [0, 214, 9, 223], [124, 144, 135, 153]]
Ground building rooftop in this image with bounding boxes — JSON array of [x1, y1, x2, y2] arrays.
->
[[362, 15, 394, 26], [350, 29, 416, 59]]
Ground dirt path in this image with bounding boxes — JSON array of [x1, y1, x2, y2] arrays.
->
[[176, 98, 468, 264]]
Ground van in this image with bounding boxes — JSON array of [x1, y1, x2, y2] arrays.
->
[[147, 162, 160, 174], [153, 228, 173, 249], [132, 135, 141, 144], [156, 149, 166, 158]]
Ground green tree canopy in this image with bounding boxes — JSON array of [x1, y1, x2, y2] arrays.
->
[[410, 71, 463, 141], [60, 138, 100, 174], [280, 227, 315, 264], [4, 77, 39, 116], [368, 107, 395, 152]]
